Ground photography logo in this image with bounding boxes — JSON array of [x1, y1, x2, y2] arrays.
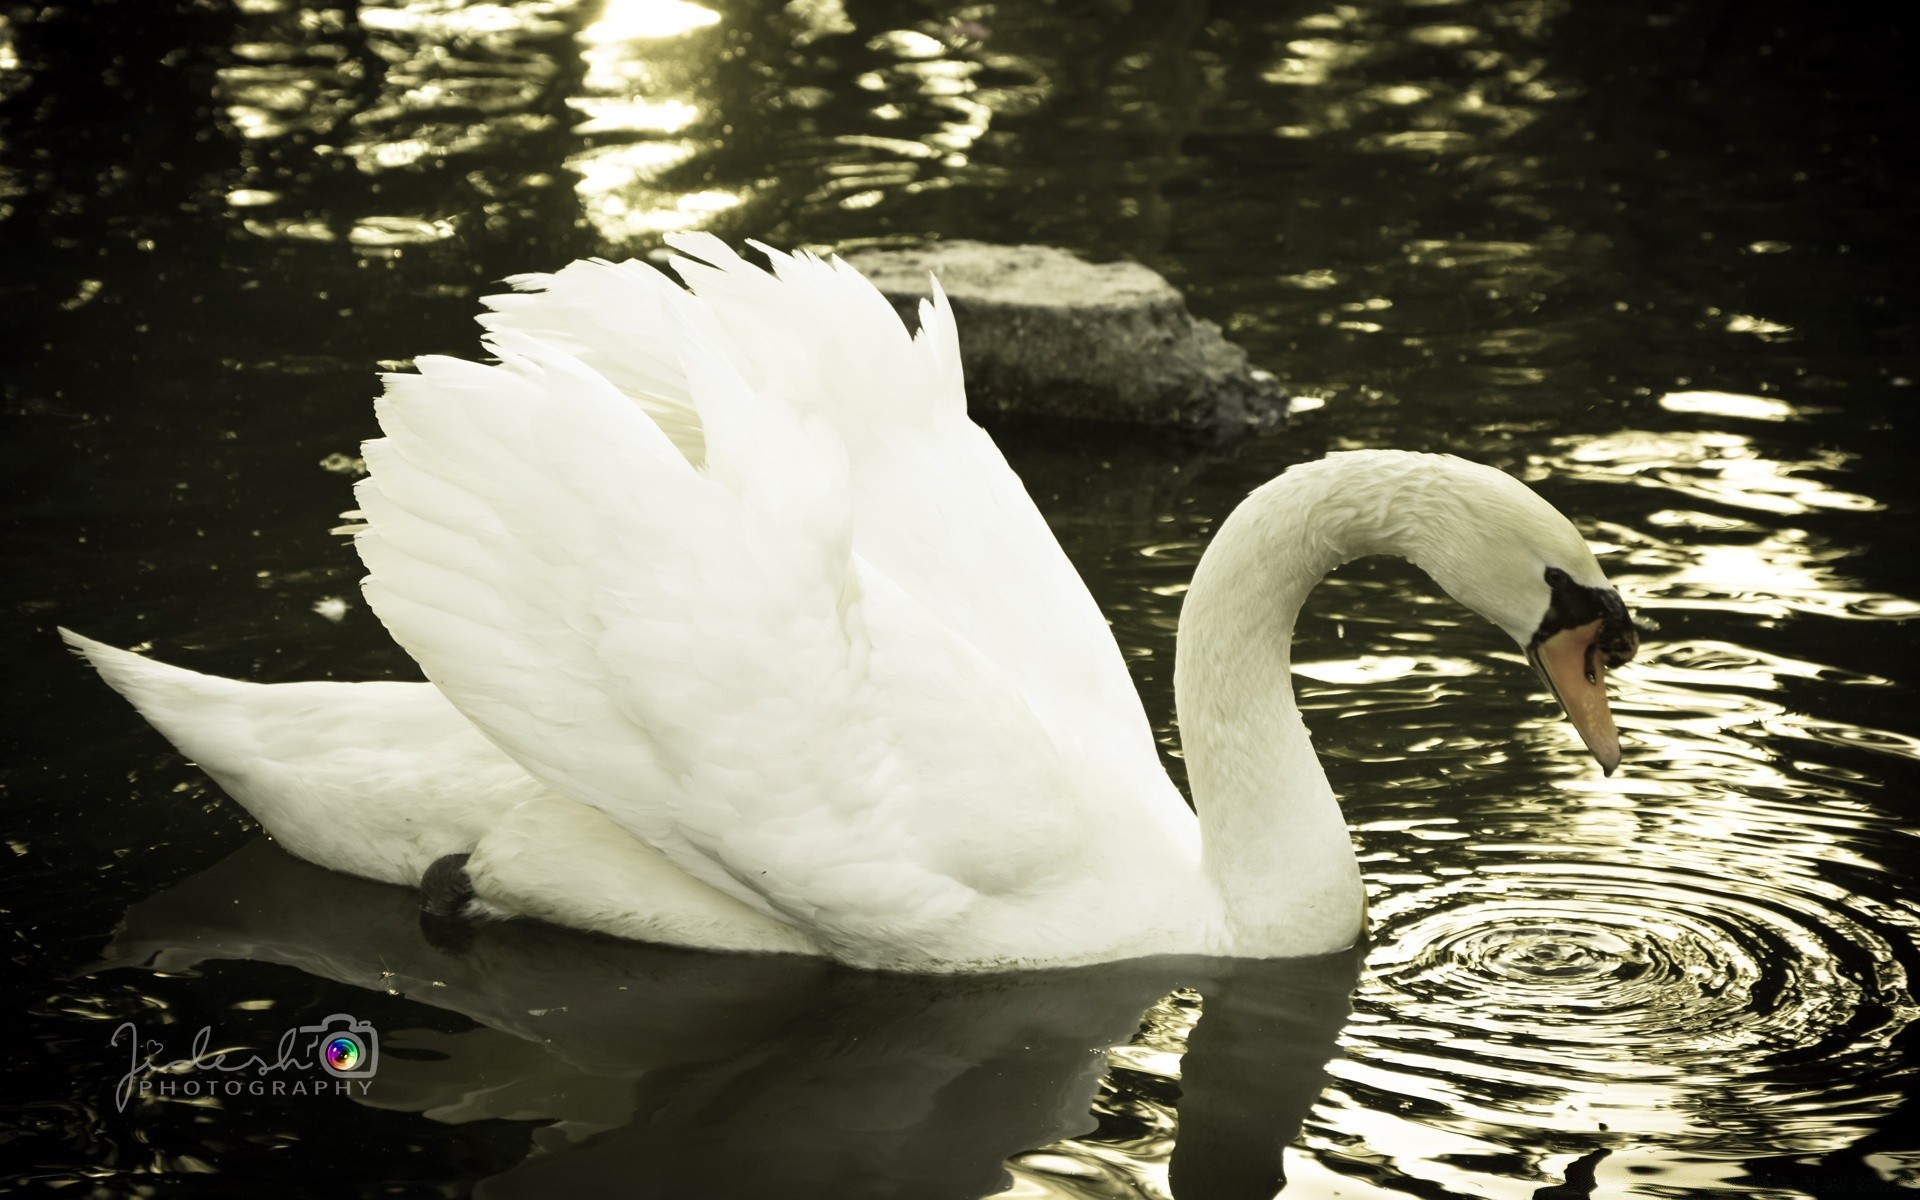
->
[[307, 1014, 378, 1079], [112, 1012, 380, 1111]]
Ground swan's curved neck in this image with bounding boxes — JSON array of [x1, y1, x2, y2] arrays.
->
[[1175, 456, 1442, 956]]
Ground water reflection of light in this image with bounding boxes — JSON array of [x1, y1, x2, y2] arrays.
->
[[572, 139, 692, 183], [1322, 671, 1920, 1185], [1648, 536, 1918, 621], [565, 0, 735, 243], [1551, 430, 1879, 515], [1255, 1, 1556, 160], [844, 31, 1005, 175], [1263, 38, 1373, 88], [867, 29, 946, 60], [575, 138, 739, 238], [1539, 430, 1917, 625], [0, 14, 19, 73], [1724, 312, 1794, 340], [348, 215, 458, 247], [786, 0, 853, 44], [1412, 24, 1484, 48], [569, 96, 700, 136], [358, 2, 570, 40], [220, 64, 311, 141], [581, 0, 719, 44], [215, 0, 579, 229], [1327, 826, 1920, 1183], [241, 216, 334, 241], [1658, 389, 1798, 422], [353, 123, 551, 172]]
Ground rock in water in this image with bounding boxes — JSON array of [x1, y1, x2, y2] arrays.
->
[[843, 241, 1287, 438]]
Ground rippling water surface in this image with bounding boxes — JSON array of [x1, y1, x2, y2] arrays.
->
[[4, 1, 1917, 1196]]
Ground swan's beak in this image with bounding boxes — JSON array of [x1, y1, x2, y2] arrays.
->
[[1527, 618, 1622, 775]]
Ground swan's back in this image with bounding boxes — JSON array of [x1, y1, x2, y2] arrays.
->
[[354, 236, 1195, 969]]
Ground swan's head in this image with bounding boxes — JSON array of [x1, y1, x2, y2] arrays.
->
[[1401, 458, 1640, 774]]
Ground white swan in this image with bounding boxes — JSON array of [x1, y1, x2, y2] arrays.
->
[[64, 235, 1638, 973]]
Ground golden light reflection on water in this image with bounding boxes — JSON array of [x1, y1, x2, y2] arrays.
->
[[1553, 429, 1880, 516], [213, 0, 579, 246], [205, 0, 759, 247], [585, 0, 719, 42], [356, 1, 572, 40], [198, 0, 1126, 255], [570, 95, 700, 135], [1541, 425, 1917, 624], [567, 0, 745, 243], [1659, 389, 1800, 422], [1257, 0, 1564, 157], [571, 142, 727, 238]]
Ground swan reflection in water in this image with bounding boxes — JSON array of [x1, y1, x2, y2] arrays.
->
[[96, 840, 1361, 1200]]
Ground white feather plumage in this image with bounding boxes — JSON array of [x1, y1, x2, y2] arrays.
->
[[67, 236, 1625, 972]]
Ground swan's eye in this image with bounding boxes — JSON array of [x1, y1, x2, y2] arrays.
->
[[1531, 568, 1638, 672]]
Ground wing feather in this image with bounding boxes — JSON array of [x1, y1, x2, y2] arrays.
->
[[356, 242, 1194, 962], [661, 237, 1192, 849]]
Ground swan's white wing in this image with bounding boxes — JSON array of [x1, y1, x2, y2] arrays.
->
[[476, 253, 705, 462], [479, 239, 1193, 850], [355, 319, 1099, 965]]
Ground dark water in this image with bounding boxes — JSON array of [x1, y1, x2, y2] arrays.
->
[[4, 0, 1919, 1196]]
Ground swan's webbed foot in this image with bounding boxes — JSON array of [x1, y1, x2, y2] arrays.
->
[[419, 852, 478, 955], [420, 852, 475, 917]]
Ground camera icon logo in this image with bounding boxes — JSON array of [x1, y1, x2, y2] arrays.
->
[[298, 1013, 379, 1079]]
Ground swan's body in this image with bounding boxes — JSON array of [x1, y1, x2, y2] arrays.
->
[[65, 236, 1636, 972]]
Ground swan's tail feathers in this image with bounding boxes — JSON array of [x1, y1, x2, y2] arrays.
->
[[60, 629, 251, 734], [62, 628, 546, 891]]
